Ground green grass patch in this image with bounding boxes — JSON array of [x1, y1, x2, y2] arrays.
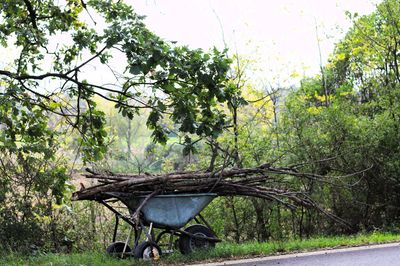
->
[[0, 252, 149, 266], [2, 232, 400, 266]]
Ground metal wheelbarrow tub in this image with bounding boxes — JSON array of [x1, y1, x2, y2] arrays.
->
[[123, 193, 217, 229]]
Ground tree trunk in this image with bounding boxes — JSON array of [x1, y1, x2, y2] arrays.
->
[[252, 199, 269, 242], [127, 118, 132, 160]]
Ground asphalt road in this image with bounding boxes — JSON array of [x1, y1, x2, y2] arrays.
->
[[193, 243, 400, 266]]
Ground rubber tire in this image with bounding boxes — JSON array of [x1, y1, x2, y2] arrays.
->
[[134, 241, 162, 260], [106, 241, 132, 258], [178, 224, 216, 255]]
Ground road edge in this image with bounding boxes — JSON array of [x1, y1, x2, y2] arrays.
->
[[189, 242, 400, 266]]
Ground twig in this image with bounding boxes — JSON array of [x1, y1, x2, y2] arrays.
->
[[131, 190, 159, 228]]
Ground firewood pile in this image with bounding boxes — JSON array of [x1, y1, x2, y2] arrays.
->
[[72, 165, 349, 226]]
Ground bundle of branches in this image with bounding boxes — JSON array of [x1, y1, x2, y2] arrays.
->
[[72, 165, 351, 226]]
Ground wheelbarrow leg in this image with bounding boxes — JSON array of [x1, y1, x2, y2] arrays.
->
[[145, 222, 154, 241], [122, 226, 133, 258], [134, 227, 142, 249], [167, 232, 175, 253], [112, 214, 119, 243], [194, 216, 201, 224]]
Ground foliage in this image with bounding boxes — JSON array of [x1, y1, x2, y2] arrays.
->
[[194, 0, 400, 240], [0, 0, 242, 253], [279, 0, 400, 233], [2, 0, 400, 255], [0, 0, 240, 161], [0, 93, 72, 252]]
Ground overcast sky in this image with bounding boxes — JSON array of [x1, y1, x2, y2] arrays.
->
[[0, 0, 380, 93], [131, 0, 378, 87]]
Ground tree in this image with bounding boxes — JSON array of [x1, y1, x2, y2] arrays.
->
[[0, 0, 243, 251], [278, 0, 400, 233], [0, 0, 240, 161]]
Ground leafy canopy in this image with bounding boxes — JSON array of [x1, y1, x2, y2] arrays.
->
[[0, 0, 240, 161]]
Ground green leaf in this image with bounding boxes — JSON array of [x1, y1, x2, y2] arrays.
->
[[129, 65, 142, 75]]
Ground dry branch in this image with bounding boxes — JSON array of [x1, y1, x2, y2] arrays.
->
[[72, 165, 353, 227]]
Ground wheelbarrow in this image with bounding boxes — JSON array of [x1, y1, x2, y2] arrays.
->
[[98, 192, 220, 259]]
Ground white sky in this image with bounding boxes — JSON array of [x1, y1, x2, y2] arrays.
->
[[130, 0, 378, 88], [0, 0, 379, 93]]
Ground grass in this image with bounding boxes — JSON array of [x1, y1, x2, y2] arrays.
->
[[164, 231, 400, 265], [2, 232, 400, 266], [0, 252, 148, 266]]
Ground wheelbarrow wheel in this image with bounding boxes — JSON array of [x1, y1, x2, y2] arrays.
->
[[134, 241, 162, 260], [106, 241, 132, 258], [178, 224, 216, 254]]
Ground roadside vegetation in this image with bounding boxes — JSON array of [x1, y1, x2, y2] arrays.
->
[[2, 232, 400, 266], [1, 0, 400, 263]]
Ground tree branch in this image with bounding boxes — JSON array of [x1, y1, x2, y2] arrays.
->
[[23, 0, 38, 30]]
